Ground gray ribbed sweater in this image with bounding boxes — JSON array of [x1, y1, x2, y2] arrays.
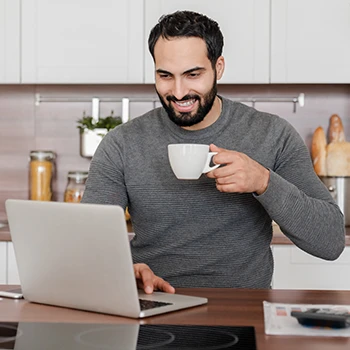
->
[[82, 97, 345, 288]]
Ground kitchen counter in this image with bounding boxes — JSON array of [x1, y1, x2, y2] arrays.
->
[[0, 286, 350, 350], [1, 222, 350, 245], [0, 226, 10, 242]]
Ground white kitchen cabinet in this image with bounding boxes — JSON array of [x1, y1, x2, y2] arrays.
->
[[144, 0, 270, 84], [0, 242, 20, 285], [272, 245, 350, 290], [271, 0, 350, 83], [7, 242, 20, 285], [0, 0, 20, 83], [0, 242, 6, 284], [21, 0, 144, 83]]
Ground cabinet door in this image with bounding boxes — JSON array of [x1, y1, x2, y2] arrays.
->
[[271, 0, 350, 83], [7, 242, 20, 285], [144, 0, 270, 84], [272, 245, 350, 290], [21, 0, 143, 83], [0, 0, 20, 83], [0, 242, 6, 283]]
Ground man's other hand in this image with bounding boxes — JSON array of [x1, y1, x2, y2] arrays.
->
[[134, 263, 176, 294]]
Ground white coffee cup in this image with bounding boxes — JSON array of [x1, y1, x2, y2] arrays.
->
[[168, 144, 219, 180]]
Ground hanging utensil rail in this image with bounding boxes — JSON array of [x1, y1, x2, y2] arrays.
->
[[35, 93, 305, 120]]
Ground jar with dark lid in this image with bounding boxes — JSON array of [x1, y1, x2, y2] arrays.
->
[[64, 171, 88, 203], [29, 150, 55, 201]]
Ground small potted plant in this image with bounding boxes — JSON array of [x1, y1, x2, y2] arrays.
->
[[77, 111, 122, 158]]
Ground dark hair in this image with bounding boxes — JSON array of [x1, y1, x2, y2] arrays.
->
[[148, 10, 224, 68]]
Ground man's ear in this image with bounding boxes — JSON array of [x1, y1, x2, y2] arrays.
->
[[215, 56, 225, 80]]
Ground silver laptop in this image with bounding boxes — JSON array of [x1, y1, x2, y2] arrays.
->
[[5, 199, 207, 318]]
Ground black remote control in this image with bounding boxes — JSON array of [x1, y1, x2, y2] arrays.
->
[[291, 308, 350, 329]]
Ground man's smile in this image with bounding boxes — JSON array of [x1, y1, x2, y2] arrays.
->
[[172, 99, 198, 113]]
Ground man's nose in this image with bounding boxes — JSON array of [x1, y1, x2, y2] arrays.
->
[[172, 79, 189, 101]]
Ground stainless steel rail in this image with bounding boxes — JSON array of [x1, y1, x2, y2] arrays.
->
[[35, 93, 305, 122]]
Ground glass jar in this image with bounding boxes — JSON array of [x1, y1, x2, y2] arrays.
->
[[64, 171, 88, 203], [29, 150, 55, 201]]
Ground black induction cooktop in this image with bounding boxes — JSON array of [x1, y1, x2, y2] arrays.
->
[[0, 322, 257, 349]]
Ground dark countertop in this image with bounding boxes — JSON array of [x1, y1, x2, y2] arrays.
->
[[1, 287, 350, 350], [0, 225, 10, 242], [1, 221, 350, 245]]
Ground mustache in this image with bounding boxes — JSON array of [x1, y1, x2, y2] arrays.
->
[[166, 94, 200, 103]]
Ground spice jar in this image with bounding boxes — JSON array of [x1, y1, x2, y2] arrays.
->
[[29, 150, 55, 201], [64, 171, 88, 203]]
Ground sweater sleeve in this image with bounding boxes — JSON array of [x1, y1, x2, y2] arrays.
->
[[255, 121, 345, 261]]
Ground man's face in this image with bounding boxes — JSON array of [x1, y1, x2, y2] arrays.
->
[[153, 37, 221, 128]]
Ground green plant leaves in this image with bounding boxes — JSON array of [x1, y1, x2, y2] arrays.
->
[[77, 112, 122, 134]]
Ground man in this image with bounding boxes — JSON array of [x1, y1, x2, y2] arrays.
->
[[82, 10, 345, 293]]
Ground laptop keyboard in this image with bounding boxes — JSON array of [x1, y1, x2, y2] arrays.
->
[[139, 299, 173, 311]]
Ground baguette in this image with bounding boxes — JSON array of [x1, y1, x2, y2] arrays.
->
[[326, 141, 350, 176], [328, 114, 345, 143], [311, 126, 327, 176]]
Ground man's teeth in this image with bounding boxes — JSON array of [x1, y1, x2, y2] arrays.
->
[[175, 99, 195, 107]]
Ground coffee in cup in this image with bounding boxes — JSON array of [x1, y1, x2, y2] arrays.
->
[[168, 144, 219, 180]]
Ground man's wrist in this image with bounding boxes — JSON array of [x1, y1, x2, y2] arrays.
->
[[255, 168, 270, 195]]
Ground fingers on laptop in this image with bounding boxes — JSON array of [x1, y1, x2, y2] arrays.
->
[[134, 263, 175, 294], [155, 279, 176, 294]]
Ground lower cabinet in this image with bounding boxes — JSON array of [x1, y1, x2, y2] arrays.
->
[[272, 245, 350, 290], [0, 242, 20, 285], [1, 241, 350, 289], [7, 242, 20, 284], [0, 242, 6, 283]]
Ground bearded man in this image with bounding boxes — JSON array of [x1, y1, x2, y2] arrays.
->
[[82, 10, 345, 292]]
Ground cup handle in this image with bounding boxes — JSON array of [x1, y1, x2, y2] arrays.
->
[[202, 152, 219, 173]]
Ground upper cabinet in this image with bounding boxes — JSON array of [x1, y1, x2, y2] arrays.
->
[[0, 0, 20, 83], [144, 0, 270, 84], [271, 0, 350, 83], [2, 1, 349, 84], [21, 0, 144, 83]]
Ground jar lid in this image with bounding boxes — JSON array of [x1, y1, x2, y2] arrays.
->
[[30, 150, 55, 161], [67, 171, 89, 180]]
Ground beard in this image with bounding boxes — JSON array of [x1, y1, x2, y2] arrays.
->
[[156, 77, 218, 127]]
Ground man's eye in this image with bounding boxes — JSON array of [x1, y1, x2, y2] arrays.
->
[[188, 73, 200, 78], [159, 74, 170, 79]]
